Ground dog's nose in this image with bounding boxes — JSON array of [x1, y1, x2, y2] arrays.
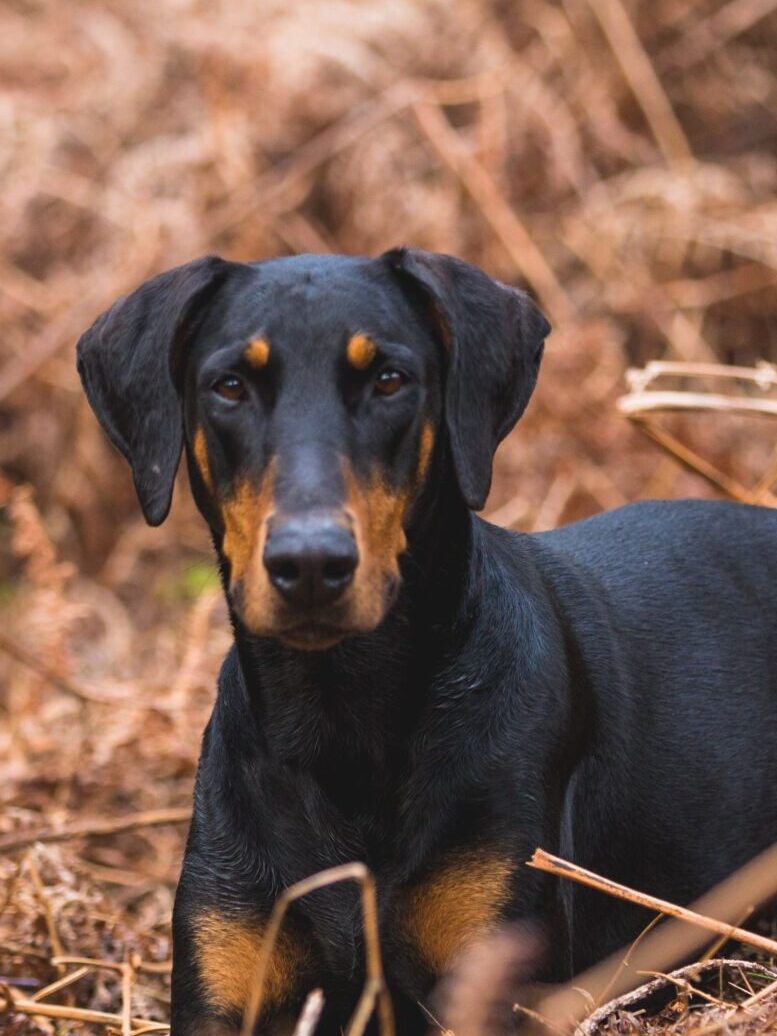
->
[[263, 518, 358, 609]]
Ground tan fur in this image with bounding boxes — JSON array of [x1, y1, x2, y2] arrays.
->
[[193, 427, 214, 493], [417, 422, 435, 482], [346, 333, 376, 370], [343, 464, 409, 629], [221, 464, 276, 620], [193, 912, 305, 1017], [244, 337, 271, 369], [341, 423, 435, 628], [403, 855, 514, 975]]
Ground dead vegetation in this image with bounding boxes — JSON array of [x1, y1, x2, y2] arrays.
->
[[1, 0, 777, 1032]]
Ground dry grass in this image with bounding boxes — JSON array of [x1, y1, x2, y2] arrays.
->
[[1, 0, 777, 1032]]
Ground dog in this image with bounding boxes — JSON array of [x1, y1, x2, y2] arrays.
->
[[77, 249, 777, 1035]]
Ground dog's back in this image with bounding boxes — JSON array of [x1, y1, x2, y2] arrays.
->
[[530, 499, 777, 968]]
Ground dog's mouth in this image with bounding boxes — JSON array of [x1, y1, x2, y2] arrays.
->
[[278, 622, 350, 651], [231, 570, 401, 650]]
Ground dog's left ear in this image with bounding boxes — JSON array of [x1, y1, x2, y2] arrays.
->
[[383, 247, 550, 510], [77, 255, 241, 526]]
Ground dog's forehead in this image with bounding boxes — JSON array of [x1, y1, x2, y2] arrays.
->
[[198, 253, 427, 355]]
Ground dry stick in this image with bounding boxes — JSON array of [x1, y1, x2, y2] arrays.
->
[[0, 630, 173, 712], [52, 955, 173, 979], [240, 862, 394, 1036], [0, 807, 191, 855], [0, 630, 96, 705], [0, 983, 168, 1031], [663, 262, 777, 310], [592, 912, 664, 1011], [636, 968, 737, 1010], [25, 856, 65, 974], [211, 80, 422, 236], [658, 0, 777, 70], [527, 844, 777, 1034], [619, 391, 777, 419], [743, 976, 777, 1007], [529, 849, 777, 958], [122, 955, 134, 1036], [625, 360, 777, 390], [211, 70, 506, 238], [748, 439, 777, 503], [30, 966, 91, 1002], [291, 989, 325, 1036], [629, 417, 777, 507], [700, 905, 755, 963], [578, 959, 777, 1036], [586, 0, 693, 169], [412, 100, 575, 326]]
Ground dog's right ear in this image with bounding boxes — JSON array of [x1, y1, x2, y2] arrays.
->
[[77, 256, 240, 526]]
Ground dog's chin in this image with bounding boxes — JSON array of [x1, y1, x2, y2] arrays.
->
[[278, 624, 351, 651], [235, 575, 399, 650]]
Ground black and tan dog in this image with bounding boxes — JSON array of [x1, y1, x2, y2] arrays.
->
[[77, 250, 777, 1035]]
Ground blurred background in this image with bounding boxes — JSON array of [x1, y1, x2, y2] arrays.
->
[[1, 0, 776, 1028]]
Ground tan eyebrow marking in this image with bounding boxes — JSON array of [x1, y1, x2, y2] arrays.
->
[[244, 337, 270, 368], [346, 333, 377, 370]]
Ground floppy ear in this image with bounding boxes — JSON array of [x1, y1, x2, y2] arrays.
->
[[77, 255, 237, 526], [383, 247, 551, 510]]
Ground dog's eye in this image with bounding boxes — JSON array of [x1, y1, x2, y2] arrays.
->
[[213, 375, 246, 402], [374, 369, 407, 397]]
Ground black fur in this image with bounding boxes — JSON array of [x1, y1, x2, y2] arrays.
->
[[76, 250, 777, 1035]]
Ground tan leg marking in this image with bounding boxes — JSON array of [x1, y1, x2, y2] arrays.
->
[[193, 912, 307, 1017], [244, 337, 271, 369], [193, 427, 214, 493], [346, 333, 377, 370], [403, 855, 514, 975]]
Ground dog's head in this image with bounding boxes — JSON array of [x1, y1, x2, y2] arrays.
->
[[77, 250, 549, 649]]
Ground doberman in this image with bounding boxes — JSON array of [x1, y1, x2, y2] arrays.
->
[[77, 250, 777, 1035]]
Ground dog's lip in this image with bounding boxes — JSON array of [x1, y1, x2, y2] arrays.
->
[[278, 622, 350, 650]]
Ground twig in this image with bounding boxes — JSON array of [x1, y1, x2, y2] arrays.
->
[[31, 966, 91, 1002], [0, 630, 97, 705], [412, 100, 575, 325], [210, 71, 507, 238], [0, 807, 191, 854], [240, 862, 394, 1036], [578, 959, 777, 1035], [291, 988, 324, 1036], [658, 0, 777, 70], [211, 81, 422, 236], [593, 913, 664, 1010], [25, 856, 65, 969], [0, 630, 175, 711], [625, 360, 777, 391], [635, 968, 737, 1009], [629, 418, 777, 507], [0, 981, 169, 1031], [586, 0, 693, 169], [619, 391, 777, 419], [122, 954, 134, 1036], [528, 849, 777, 958], [743, 975, 777, 1007]]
